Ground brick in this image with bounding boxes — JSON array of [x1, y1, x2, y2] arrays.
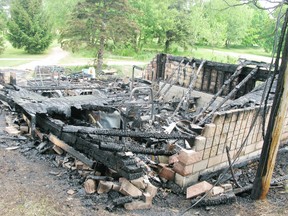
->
[[222, 124, 230, 134], [220, 133, 227, 144], [97, 181, 113, 194], [178, 149, 202, 165], [231, 112, 239, 122], [173, 161, 193, 176], [84, 179, 96, 194], [192, 159, 208, 173], [215, 125, 223, 135], [229, 122, 236, 132], [194, 136, 206, 151], [217, 144, 225, 155], [205, 138, 214, 148], [124, 201, 152, 210], [159, 166, 175, 181], [119, 178, 142, 197], [142, 192, 153, 204], [213, 113, 225, 124], [131, 177, 147, 190], [210, 186, 224, 196], [203, 148, 211, 159], [186, 181, 213, 199], [245, 144, 255, 154], [256, 141, 263, 150], [212, 135, 220, 146], [169, 154, 179, 164], [202, 124, 216, 137], [208, 154, 222, 167], [146, 183, 158, 198], [210, 146, 218, 157], [175, 172, 199, 188], [221, 183, 233, 192]]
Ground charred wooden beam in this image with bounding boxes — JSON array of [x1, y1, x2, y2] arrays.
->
[[190, 191, 236, 207], [48, 133, 95, 168], [62, 125, 194, 140], [99, 142, 177, 156]]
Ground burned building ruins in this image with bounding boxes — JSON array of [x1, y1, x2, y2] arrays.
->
[[0, 53, 287, 209]]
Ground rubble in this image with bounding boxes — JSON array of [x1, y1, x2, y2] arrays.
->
[[1, 53, 287, 212]]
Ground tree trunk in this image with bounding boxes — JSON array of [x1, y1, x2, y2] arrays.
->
[[165, 39, 170, 53], [96, 35, 105, 74]]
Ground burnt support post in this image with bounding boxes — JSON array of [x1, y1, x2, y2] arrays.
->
[[251, 10, 288, 200]]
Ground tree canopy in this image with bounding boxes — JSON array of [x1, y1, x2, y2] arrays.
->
[[7, 0, 53, 54], [60, 0, 138, 72]]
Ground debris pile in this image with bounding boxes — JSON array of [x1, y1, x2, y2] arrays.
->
[[1, 54, 287, 212]]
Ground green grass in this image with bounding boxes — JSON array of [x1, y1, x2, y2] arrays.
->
[[0, 41, 57, 67]]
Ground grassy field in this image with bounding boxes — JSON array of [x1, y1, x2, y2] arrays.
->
[[0, 41, 57, 67], [0, 40, 272, 68]]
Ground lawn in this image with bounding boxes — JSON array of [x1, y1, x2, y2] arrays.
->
[[0, 41, 56, 67]]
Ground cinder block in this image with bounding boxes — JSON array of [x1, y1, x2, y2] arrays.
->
[[222, 124, 230, 134], [175, 172, 199, 188], [234, 121, 242, 131], [146, 183, 158, 198], [210, 186, 224, 196], [202, 124, 216, 137], [119, 178, 142, 197], [229, 122, 236, 132], [208, 154, 222, 167], [131, 177, 147, 190], [221, 153, 228, 163], [194, 136, 206, 151], [205, 138, 214, 148], [231, 112, 239, 122], [192, 159, 208, 173], [217, 144, 225, 155], [221, 183, 233, 192], [203, 148, 211, 159], [97, 181, 113, 194], [245, 144, 255, 154], [142, 192, 153, 204], [178, 149, 202, 165], [256, 141, 263, 150], [220, 133, 227, 144], [215, 124, 223, 135], [210, 146, 218, 157], [230, 139, 237, 150], [212, 135, 220, 146], [173, 161, 193, 176], [257, 132, 263, 142], [213, 113, 225, 124], [186, 181, 213, 199]]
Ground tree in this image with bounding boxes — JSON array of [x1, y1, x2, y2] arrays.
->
[[203, 0, 253, 47], [0, 0, 9, 54], [60, 0, 138, 73], [43, 0, 79, 34], [7, 0, 53, 54]]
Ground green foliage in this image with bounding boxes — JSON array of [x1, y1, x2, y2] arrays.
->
[[60, 0, 138, 71], [43, 0, 79, 33], [7, 0, 53, 54], [0, 5, 7, 54]]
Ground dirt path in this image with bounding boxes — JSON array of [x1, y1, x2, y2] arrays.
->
[[16, 47, 70, 70]]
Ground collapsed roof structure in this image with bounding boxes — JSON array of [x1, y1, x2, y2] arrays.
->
[[0, 54, 286, 209]]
